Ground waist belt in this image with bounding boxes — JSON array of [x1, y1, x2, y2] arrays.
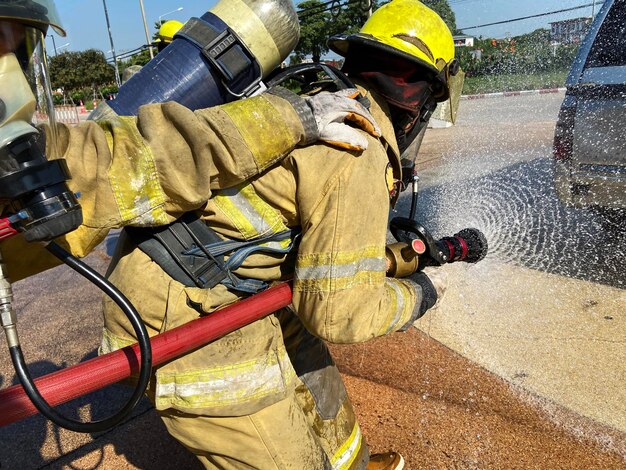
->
[[124, 213, 299, 294]]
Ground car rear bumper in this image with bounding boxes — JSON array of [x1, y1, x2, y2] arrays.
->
[[554, 162, 626, 209]]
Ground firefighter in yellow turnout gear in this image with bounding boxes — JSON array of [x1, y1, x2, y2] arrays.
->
[[0, 0, 457, 468], [1, 81, 382, 466]]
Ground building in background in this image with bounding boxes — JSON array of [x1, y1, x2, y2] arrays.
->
[[453, 34, 475, 47], [549, 17, 592, 44]]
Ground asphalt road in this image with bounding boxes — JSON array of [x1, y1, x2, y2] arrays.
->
[[0, 92, 624, 469]]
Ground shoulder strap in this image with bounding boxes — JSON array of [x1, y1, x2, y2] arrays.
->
[[124, 213, 228, 289], [124, 214, 301, 293], [176, 15, 264, 98]]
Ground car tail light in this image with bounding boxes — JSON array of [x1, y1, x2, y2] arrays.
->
[[553, 105, 576, 162]]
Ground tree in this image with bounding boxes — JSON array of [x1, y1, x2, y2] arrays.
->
[[121, 49, 152, 68], [153, 20, 164, 42], [295, 0, 333, 62], [295, 0, 379, 62], [421, 0, 457, 34], [49, 49, 116, 96]]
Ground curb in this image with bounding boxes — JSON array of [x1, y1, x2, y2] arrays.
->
[[461, 87, 566, 100]]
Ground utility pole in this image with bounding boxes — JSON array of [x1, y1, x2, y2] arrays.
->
[[591, 0, 596, 18], [50, 34, 58, 56], [102, 0, 121, 87], [138, 0, 154, 60]]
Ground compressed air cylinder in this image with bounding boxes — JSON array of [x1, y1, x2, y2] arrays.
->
[[108, 0, 299, 116]]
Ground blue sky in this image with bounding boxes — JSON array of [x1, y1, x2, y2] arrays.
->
[[45, 0, 602, 59]]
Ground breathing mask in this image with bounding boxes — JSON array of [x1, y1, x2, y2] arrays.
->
[[0, 19, 81, 242], [343, 51, 440, 179]]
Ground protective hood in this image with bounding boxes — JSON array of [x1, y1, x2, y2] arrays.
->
[[352, 82, 403, 207]]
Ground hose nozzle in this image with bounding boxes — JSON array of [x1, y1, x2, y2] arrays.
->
[[436, 228, 488, 264], [388, 217, 489, 277]]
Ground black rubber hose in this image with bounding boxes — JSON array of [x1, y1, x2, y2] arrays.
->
[[409, 189, 418, 222], [8, 241, 152, 433]]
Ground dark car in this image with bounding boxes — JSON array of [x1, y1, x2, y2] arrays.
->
[[553, 0, 626, 223]]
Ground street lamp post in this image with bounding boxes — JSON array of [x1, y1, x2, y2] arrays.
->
[[56, 42, 70, 55], [159, 7, 184, 24], [138, 0, 154, 60], [102, 0, 121, 87]]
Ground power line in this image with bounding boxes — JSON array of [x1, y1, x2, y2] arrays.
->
[[449, 0, 485, 4], [459, 2, 602, 31], [297, 0, 371, 20], [106, 45, 147, 63], [297, 0, 338, 16]]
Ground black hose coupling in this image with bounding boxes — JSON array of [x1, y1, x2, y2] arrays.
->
[[0, 133, 82, 242]]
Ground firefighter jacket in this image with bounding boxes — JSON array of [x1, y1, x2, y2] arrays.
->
[[1, 86, 425, 422], [1, 90, 316, 279]]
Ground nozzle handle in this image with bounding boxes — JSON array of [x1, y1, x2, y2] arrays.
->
[[389, 217, 488, 268]]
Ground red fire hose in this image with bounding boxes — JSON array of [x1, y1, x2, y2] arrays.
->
[[0, 282, 292, 427]]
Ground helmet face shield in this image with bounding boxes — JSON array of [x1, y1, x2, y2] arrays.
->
[[0, 20, 58, 157], [0, 0, 66, 36]]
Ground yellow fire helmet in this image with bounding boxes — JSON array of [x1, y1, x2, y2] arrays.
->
[[157, 19, 184, 44], [328, 0, 458, 101]]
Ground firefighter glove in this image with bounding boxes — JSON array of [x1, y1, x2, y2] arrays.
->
[[304, 88, 381, 151], [408, 266, 448, 322]]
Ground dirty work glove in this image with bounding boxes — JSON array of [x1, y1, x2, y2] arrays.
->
[[304, 88, 381, 151], [407, 266, 448, 323]]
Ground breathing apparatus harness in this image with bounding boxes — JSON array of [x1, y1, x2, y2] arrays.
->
[[125, 214, 300, 294], [121, 63, 359, 295]]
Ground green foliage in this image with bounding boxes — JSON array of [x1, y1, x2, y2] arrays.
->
[[462, 70, 568, 95], [47, 16, 166, 104], [456, 29, 580, 78], [153, 21, 163, 41], [121, 49, 152, 68], [421, 0, 457, 34], [296, 0, 379, 62], [296, 1, 333, 62], [49, 49, 116, 100]]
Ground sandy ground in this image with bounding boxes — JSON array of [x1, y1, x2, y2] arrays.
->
[[332, 332, 626, 469]]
